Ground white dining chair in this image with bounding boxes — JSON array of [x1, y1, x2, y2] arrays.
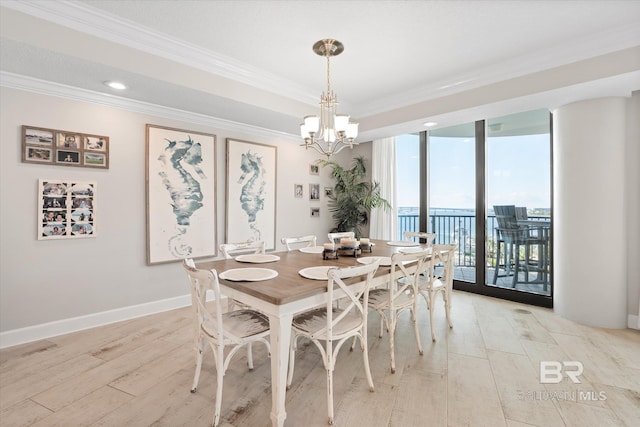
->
[[366, 250, 429, 373], [219, 240, 265, 258], [327, 231, 355, 244], [415, 243, 457, 341], [403, 231, 437, 245], [281, 235, 317, 251], [183, 259, 271, 427], [219, 241, 266, 311], [286, 261, 380, 425]]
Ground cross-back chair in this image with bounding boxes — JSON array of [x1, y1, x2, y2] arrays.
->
[[183, 259, 271, 427], [327, 231, 355, 244], [403, 231, 437, 245], [281, 235, 317, 251], [367, 249, 430, 373], [286, 261, 380, 425], [415, 243, 457, 342], [219, 240, 265, 259]]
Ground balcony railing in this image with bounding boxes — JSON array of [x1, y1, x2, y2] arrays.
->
[[398, 211, 550, 267]]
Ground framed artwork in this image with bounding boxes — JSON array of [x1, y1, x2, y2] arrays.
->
[[146, 124, 217, 265], [38, 179, 96, 240], [294, 183, 303, 198], [309, 163, 319, 175], [309, 183, 320, 200], [310, 207, 320, 217], [22, 125, 109, 168], [226, 138, 277, 250]]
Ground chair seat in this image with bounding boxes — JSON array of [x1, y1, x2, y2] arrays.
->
[[203, 309, 270, 339], [415, 276, 445, 291], [292, 307, 362, 339], [368, 288, 414, 310]]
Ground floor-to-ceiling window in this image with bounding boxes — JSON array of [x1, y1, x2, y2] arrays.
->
[[486, 110, 552, 297], [428, 122, 477, 284], [395, 109, 553, 307]]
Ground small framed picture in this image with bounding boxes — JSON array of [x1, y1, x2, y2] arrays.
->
[[85, 135, 108, 152], [57, 132, 81, 149], [309, 183, 320, 200], [23, 127, 53, 145], [294, 183, 303, 198], [324, 187, 334, 197], [25, 146, 52, 163], [310, 207, 320, 217], [309, 163, 319, 175], [57, 150, 80, 164], [84, 152, 107, 168]]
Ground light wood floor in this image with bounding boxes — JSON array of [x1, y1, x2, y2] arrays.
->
[[1, 291, 639, 427]]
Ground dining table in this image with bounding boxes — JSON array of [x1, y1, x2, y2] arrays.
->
[[197, 238, 430, 427]]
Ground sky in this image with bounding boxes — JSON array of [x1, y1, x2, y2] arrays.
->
[[395, 132, 551, 211]]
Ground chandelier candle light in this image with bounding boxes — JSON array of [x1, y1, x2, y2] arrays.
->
[[300, 39, 359, 158]]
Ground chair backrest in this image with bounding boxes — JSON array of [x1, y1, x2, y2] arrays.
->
[[219, 241, 265, 259], [281, 235, 317, 251], [403, 231, 437, 245], [320, 261, 380, 338], [183, 259, 224, 341], [494, 205, 527, 242], [431, 243, 458, 292], [327, 231, 355, 244], [390, 249, 430, 299], [493, 205, 518, 229], [515, 207, 528, 221]]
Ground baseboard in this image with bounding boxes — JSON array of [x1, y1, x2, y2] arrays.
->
[[0, 294, 193, 349], [629, 314, 640, 330]]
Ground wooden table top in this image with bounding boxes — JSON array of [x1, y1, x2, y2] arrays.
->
[[198, 239, 428, 306]]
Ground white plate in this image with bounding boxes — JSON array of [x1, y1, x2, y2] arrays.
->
[[298, 266, 338, 280], [299, 246, 325, 254], [386, 240, 420, 247], [398, 247, 429, 254], [357, 256, 392, 267], [219, 268, 278, 282], [235, 254, 280, 263]]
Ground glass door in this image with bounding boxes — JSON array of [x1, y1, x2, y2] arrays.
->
[[428, 122, 477, 285], [396, 108, 553, 307], [485, 110, 552, 297]]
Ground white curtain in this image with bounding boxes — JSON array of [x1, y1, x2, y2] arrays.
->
[[370, 137, 397, 240]]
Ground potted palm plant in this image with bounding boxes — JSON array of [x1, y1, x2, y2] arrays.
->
[[317, 156, 391, 238]]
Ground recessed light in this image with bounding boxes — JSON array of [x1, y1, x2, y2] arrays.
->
[[104, 81, 127, 90], [423, 121, 438, 127]]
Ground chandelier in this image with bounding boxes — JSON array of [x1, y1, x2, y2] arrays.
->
[[300, 39, 358, 158]]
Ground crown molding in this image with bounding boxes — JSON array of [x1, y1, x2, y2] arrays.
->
[[1, 0, 317, 106], [0, 71, 299, 142]]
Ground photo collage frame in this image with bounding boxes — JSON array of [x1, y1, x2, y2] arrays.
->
[[22, 125, 109, 169], [38, 179, 97, 240]]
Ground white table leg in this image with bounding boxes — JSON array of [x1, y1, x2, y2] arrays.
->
[[269, 312, 293, 427]]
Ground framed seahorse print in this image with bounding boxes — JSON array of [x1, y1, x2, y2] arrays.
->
[[225, 139, 277, 251], [145, 124, 217, 265]]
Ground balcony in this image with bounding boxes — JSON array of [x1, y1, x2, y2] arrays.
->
[[398, 210, 551, 295]]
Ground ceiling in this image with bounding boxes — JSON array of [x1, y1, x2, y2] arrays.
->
[[1, 0, 639, 142]]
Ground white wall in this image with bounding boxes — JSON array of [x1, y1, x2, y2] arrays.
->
[[0, 86, 365, 347], [626, 91, 640, 328]]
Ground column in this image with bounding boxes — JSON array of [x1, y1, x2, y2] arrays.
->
[[553, 97, 627, 328]]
